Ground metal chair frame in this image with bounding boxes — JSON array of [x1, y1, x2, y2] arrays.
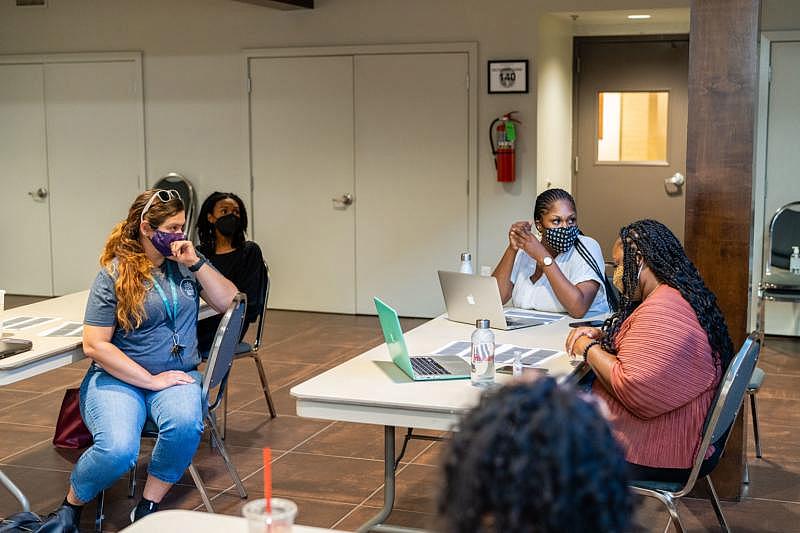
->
[[221, 261, 276, 440], [756, 201, 800, 343], [95, 294, 249, 532], [629, 332, 761, 533], [153, 172, 197, 240]]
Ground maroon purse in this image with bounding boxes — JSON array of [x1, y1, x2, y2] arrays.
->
[[53, 388, 93, 449]]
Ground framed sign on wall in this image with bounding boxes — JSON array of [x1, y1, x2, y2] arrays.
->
[[488, 59, 528, 94]]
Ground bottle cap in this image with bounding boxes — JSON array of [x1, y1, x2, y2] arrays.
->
[[461, 252, 472, 262], [476, 319, 490, 329]]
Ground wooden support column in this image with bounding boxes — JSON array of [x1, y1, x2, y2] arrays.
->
[[685, 0, 760, 500]]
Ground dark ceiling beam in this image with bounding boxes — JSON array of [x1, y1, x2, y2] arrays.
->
[[233, 0, 313, 9]]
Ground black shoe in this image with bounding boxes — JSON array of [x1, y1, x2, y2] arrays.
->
[[38, 504, 80, 533], [130, 498, 159, 523]]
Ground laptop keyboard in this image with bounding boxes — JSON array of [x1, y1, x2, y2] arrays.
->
[[410, 357, 450, 376]]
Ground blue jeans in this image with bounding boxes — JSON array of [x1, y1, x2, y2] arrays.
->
[[70, 364, 204, 503]]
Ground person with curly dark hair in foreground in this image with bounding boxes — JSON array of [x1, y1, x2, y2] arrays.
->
[[439, 377, 633, 533]]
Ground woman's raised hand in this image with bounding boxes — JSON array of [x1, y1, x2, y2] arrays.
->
[[508, 221, 532, 251], [170, 239, 200, 268]]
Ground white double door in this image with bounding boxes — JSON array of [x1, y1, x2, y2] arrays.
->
[[0, 55, 143, 296], [250, 52, 471, 317]]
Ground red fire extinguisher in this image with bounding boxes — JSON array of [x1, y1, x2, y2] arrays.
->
[[490, 111, 521, 182]]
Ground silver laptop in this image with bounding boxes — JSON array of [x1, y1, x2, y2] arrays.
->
[[375, 297, 470, 381], [437, 271, 561, 330]]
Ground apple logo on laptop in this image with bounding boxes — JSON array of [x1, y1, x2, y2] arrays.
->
[[466, 294, 476, 305]]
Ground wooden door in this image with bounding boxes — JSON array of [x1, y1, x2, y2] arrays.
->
[[249, 56, 356, 313], [762, 40, 800, 336], [0, 63, 53, 296], [45, 59, 143, 294], [574, 37, 689, 257], [354, 53, 470, 317]]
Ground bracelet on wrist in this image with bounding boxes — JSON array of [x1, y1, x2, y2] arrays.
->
[[189, 257, 207, 272], [582, 340, 600, 362]]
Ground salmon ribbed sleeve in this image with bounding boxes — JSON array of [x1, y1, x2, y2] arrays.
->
[[592, 285, 721, 468]]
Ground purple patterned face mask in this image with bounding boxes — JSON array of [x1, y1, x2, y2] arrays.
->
[[150, 230, 185, 257]]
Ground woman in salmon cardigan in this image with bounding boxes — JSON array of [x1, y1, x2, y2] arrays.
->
[[566, 219, 735, 481]]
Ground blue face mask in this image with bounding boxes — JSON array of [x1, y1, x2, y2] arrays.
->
[[150, 230, 185, 257], [544, 226, 579, 254]]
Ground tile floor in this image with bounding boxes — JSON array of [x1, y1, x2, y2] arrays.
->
[[1, 295, 799, 532]]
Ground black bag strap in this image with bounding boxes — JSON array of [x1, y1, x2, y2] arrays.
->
[[574, 238, 619, 312]]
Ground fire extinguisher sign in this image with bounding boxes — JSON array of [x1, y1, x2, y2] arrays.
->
[[487, 60, 529, 94]]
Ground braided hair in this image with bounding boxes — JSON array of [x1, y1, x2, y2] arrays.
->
[[438, 378, 633, 533], [533, 188, 575, 223], [601, 219, 734, 370]]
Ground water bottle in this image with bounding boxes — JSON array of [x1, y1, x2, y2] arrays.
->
[[471, 319, 495, 387], [459, 252, 474, 275], [512, 350, 523, 378], [791, 246, 800, 275]]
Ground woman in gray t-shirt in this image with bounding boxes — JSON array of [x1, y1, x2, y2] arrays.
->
[[43, 190, 237, 530]]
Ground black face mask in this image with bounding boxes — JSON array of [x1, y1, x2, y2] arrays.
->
[[544, 225, 579, 255], [214, 213, 240, 237]]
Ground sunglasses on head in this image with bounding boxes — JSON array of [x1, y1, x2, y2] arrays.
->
[[140, 189, 181, 223]]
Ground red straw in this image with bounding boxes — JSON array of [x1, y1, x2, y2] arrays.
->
[[263, 448, 272, 513]]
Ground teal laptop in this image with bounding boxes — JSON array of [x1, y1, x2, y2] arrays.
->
[[374, 297, 470, 381]]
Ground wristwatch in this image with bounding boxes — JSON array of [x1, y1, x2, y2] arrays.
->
[[541, 256, 554, 267]]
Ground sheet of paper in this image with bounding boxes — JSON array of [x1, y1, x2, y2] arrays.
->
[[432, 341, 560, 368], [39, 322, 84, 337], [432, 340, 472, 357], [1, 316, 59, 330], [503, 308, 564, 323]]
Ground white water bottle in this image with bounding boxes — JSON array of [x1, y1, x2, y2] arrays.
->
[[459, 252, 474, 274], [471, 319, 495, 387], [791, 246, 800, 275]]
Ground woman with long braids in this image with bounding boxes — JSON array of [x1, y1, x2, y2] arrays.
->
[[493, 188, 612, 318], [438, 377, 633, 533], [566, 219, 734, 481], [41, 190, 237, 530], [195, 191, 265, 353]]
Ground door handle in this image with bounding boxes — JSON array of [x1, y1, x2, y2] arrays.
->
[[665, 172, 685, 187], [332, 193, 353, 207], [28, 187, 49, 200]]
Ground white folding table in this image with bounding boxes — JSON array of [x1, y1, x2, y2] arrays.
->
[[291, 314, 589, 533], [0, 291, 216, 386]]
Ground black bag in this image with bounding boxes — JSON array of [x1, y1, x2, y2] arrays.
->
[[0, 512, 42, 532]]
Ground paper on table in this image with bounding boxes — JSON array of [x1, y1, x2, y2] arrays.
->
[[432, 341, 560, 368], [39, 322, 84, 337], [503, 308, 564, 323], [1, 316, 59, 330], [431, 340, 472, 357]]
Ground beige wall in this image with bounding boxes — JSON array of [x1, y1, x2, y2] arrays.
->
[[0, 0, 689, 272], [536, 14, 574, 195]]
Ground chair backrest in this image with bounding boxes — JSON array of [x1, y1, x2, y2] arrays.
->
[[202, 293, 247, 403], [678, 332, 761, 495], [252, 261, 270, 352], [765, 201, 800, 276], [153, 172, 197, 239]]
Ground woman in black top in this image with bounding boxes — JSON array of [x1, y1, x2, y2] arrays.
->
[[196, 192, 265, 352]]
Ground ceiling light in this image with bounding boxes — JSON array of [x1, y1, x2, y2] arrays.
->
[[627, 14, 651, 19]]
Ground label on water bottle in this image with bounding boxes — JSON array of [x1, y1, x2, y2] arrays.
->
[[471, 342, 495, 386]]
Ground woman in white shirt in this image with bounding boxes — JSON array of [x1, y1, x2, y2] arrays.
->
[[493, 188, 611, 318]]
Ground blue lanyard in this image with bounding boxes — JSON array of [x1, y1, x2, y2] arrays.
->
[[152, 261, 179, 333]]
